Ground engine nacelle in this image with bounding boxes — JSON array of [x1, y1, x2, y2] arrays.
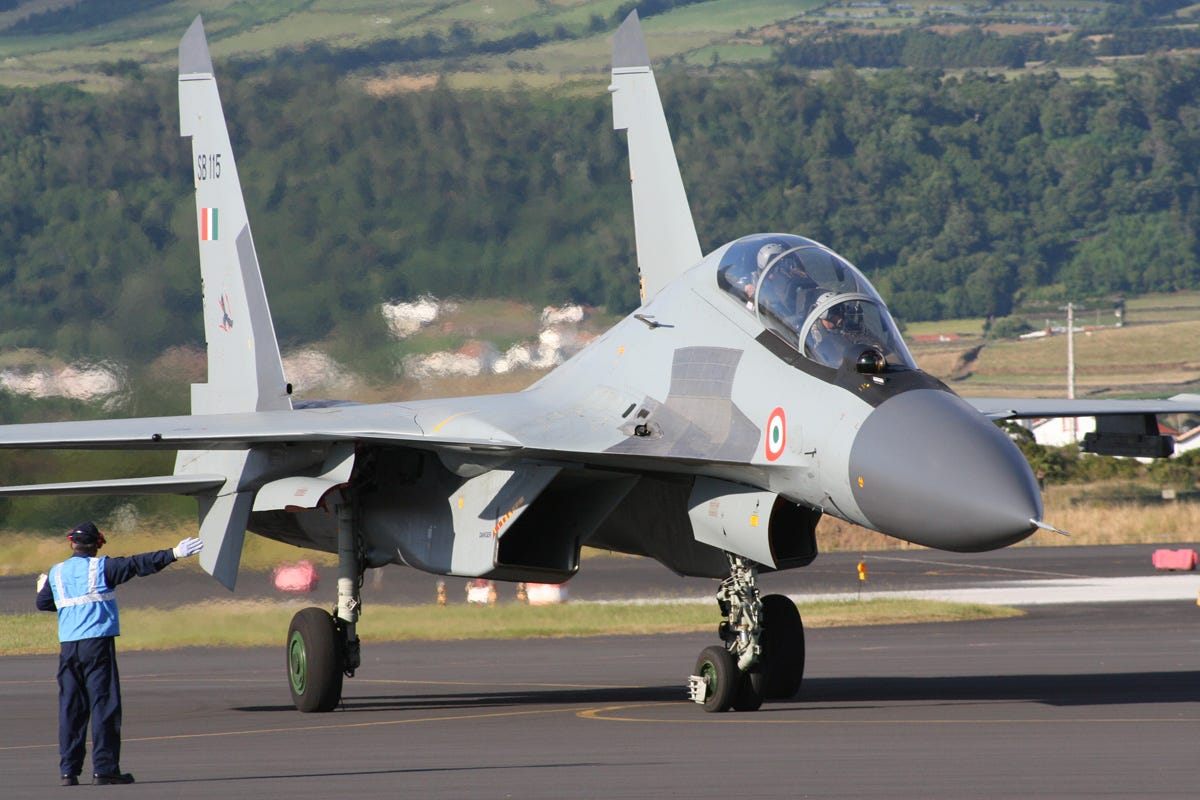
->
[[687, 477, 819, 570]]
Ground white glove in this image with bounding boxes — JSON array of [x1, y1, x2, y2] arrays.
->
[[37, 573, 48, 593], [173, 537, 204, 559]]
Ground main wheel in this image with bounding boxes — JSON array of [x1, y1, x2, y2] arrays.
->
[[693, 645, 738, 713], [287, 607, 343, 713], [732, 666, 765, 712], [760, 593, 805, 700]]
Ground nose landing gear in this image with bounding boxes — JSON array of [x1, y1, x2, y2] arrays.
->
[[687, 554, 806, 712]]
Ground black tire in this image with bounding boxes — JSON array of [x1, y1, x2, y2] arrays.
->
[[287, 607, 343, 713], [732, 665, 765, 712], [760, 594, 805, 700], [693, 645, 738, 713]]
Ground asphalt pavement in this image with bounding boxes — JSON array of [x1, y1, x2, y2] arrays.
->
[[2, 601, 1198, 798]]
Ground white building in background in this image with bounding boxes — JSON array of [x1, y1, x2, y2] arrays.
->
[[1028, 416, 1096, 448], [381, 295, 454, 338], [1028, 416, 1195, 460], [1173, 426, 1200, 455], [0, 362, 124, 402]]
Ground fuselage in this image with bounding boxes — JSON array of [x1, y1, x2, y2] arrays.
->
[[519, 232, 1042, 553], [245, 232, 1041, 579]]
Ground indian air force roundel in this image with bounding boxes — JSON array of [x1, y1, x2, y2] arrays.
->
[[765, 407, 786, 461]]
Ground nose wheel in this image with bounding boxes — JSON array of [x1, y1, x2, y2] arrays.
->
[[687, 555, 806, 712], [689, 646, 738, 712]]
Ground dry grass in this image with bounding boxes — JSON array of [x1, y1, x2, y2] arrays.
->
[[913, 319, 1200, 398], [0, 527, 334, 577], [817, 491, 1200, 552]]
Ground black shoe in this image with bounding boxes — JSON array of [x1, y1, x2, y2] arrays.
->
[[92, 773, 135, 785], [60, 775, 78, 786]]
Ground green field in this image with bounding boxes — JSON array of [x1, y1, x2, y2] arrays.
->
[[904, 292, 1200, 399], [0, 0, 825, 90], [0, 0, 1177, 90], [0, 597, 1021, 655]]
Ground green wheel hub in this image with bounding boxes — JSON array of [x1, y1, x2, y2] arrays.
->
[[286, 607, 344, 712], [288, 630, 308, 695]]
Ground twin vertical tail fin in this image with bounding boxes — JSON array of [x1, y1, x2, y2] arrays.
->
[[178, 17, 290, 416], [609, 11, 702, 302], [177, 17, 289, 588]]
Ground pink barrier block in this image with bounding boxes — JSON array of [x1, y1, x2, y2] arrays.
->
[[1151, 549, 1197, 571], [273, 560, 319, 592]]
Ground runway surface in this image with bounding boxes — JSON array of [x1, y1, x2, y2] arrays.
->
[[4, 541, 1200, 612], [3, 599, 1199, 797]]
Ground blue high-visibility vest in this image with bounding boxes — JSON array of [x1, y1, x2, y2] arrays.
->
[[49, 556, 119, 642]]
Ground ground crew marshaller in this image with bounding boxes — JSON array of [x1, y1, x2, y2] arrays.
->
[[35, 522, 204, 786]]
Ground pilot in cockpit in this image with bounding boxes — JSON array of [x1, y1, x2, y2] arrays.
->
[[806, 295, 852, 368], [757, 249, 819, 326], [725, 243, 785, 306]]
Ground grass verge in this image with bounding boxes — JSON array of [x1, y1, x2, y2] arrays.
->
[[0, 598, 1020, 656], [0, 529, 336, 576]]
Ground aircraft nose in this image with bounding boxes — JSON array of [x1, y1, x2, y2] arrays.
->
[[848, 389, 1041, 551]]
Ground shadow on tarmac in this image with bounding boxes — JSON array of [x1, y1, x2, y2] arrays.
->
[[232, 670, 1200, 714], [795, 670, 1200, 708], [135, 762, 609, 785], [234, 684, 681, 714]]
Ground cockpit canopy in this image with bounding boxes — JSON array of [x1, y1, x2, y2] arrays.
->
[[716, 234, 915, 371]]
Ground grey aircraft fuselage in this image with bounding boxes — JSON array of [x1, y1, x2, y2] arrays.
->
[[247, 231, 1042, 583]]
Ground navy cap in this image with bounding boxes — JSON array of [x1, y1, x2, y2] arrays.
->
[[67, 521, 105, 546]]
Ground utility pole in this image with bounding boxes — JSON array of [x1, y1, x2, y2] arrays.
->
[[1060, 302, 1083, 443], [1066, 302, 1075, 402]]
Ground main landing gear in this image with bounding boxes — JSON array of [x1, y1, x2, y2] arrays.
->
[[287, 503, 364, 712], [687, 554, 806, 712]]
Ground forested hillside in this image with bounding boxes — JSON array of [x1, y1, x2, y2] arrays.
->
[[2, 53, 1200, 363]]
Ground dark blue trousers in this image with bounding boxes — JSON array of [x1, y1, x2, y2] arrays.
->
[[57, 637, 121, 777]]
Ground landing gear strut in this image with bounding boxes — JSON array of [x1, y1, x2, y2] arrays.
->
[[687, 554, 806, 712], [287, 502, 364, 713]]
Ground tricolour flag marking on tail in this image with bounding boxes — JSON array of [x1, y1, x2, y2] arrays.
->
[[200, 207, 219, 241]]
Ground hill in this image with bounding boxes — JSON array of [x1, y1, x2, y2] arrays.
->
[[0, 1, 1196, 90]]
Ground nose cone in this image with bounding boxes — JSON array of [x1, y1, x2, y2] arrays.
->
[[849, 390, 1041, 551]]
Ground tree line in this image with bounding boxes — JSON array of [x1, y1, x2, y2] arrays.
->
[[0, 54, 1200, 357]]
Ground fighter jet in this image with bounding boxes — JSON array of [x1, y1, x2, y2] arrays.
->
[[3, 13, 1198, 713]]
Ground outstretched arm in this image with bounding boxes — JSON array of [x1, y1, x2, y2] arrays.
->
[[103, 538, 204, 587]]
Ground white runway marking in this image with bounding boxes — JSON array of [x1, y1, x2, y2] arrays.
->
[[789, 575, 1200, 606]]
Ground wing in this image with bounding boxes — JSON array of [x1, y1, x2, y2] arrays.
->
[[966, 393, 1200, 459], [966, 394, 1200, 420]]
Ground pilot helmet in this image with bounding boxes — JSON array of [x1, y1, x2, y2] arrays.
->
[[815, 291, 839, 317], [756, 243, 785, 271]]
